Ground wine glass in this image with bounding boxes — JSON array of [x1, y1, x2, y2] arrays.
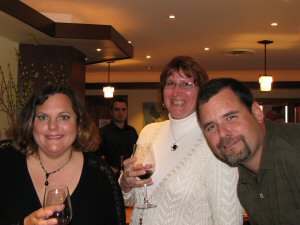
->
[[43, 185, 73, 225], [133, 143, 156, 209]]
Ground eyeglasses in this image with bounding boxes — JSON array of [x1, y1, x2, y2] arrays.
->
[[164, 81, 196, 89]]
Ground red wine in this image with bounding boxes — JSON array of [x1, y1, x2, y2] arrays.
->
[[50, 211, 71, 225], [138, 170, 153, 180], [49, 199, 72, 225]]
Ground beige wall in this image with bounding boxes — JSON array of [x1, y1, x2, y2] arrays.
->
[[0, 36, 18, 139]]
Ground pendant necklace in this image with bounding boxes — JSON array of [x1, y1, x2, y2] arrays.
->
[[170, 125, 191, 151], [38, 151, 72, 186]]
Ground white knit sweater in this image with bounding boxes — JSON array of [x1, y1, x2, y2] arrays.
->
[[124, 113, 243, 225]]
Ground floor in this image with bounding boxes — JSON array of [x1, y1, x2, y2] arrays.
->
[[126, 207, 133, 224]]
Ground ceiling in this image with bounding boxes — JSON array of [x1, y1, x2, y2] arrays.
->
[[7, 0, 300, 83], [0, 0, 133, 64]]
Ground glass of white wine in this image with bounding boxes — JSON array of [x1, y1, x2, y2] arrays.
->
[[133, 143, 157, 209], [43, 185, 72, 225]]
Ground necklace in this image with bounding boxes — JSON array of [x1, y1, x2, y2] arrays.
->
[[170, 124, 191, 151], [38, 152, 72, 186]]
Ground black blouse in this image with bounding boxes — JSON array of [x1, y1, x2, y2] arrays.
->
[[0, 140, 126, 225]]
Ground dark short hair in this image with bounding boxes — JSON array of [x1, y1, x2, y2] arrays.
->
[[8, 84, 99, 155], [110, 97, 128, 110], [160, 56, 209, 92], [197, 78, 254, 114]]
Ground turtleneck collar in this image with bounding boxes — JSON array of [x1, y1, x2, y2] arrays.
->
[[169, 112, 200, 138]]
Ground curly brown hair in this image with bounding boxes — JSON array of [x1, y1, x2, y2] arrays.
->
[[7, 84, 99, 155]]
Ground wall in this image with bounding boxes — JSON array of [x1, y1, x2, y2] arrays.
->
[[0, 36, 18, 139], [86, 89, 162, 134]]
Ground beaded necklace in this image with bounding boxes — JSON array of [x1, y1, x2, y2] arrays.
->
[[38, 152, 72, 186]]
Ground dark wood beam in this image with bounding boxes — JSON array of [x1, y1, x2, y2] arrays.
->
[[86, 81, 300, 90], [0, 0, 54, 35], [0, 0, 133, 64], [86, 82, 162, 90]]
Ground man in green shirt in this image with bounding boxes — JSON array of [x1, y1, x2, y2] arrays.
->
[[196, 78, 300, 225]]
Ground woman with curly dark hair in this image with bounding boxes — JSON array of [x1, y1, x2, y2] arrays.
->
[[0, 84, 125, 225]]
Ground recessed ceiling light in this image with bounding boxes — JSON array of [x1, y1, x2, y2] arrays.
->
[[271, 22, 278, 27], [96, 48, 101, 52], [168, 15, 176, 19], [128, 40, 132, 44], [146, 66, 152, 70], [204, 47, 210, 51], [146, 55, 151, 59]]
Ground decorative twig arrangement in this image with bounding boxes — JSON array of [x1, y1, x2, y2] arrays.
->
[[0, 64, 17, 127]]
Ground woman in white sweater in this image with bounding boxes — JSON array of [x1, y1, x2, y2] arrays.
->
[[120, 56, 243, 225]]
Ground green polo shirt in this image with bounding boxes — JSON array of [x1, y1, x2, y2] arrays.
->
[[237, 120, 300, 225]]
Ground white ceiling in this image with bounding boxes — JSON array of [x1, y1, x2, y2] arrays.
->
[[20, 0, 300, 83]]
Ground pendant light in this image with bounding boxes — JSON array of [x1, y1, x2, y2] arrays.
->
[[258, 40, 273, 91], [103, 61, 114, 98]]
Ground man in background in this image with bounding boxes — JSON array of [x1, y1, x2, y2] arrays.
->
[[97, 97, 138, 178], [197, 78, 300, 225]]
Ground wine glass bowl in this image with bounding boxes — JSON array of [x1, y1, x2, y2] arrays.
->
[[133, 143, 156, 209], [43, 185, 72, 225], [138, 170, 153, 180]]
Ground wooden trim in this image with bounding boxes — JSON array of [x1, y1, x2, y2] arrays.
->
[[256, 98, 300, 105], [244, 81, 300, 89], [86, 82, 162, 90], [86, 81, 300, 90]]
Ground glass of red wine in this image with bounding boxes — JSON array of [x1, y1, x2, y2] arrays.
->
[[43, 185, 72, 225], [133, 143, 157, 209]]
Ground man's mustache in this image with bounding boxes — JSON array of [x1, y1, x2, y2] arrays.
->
[[217, 135, 244, 150]]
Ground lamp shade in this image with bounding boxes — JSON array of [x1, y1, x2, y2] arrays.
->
[[257, 40, 273, 92], [103, 86, 114, 98], [102, 61, 115, 98], [259, 75, 273, 91]]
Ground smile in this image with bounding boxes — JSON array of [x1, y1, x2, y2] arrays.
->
[[172, 99, 185, 105], [46, 135, 63, 139]]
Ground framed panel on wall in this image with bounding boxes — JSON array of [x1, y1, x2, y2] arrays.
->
[[143, 102, 168, 126]]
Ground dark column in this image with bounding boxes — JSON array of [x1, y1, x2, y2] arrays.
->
[[18, 44, 86, 106]]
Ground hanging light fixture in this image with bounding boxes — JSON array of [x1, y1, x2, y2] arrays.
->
[[258, 40, 273, 91], [103, 61, 115, 98]]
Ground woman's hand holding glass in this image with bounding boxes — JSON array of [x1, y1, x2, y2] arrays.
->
[[24, 205, 64, 225], [42, 185, 72, 225], [121, 156, 154, 193], [121, 143, 156, 209]]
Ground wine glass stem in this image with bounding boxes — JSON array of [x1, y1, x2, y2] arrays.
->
[[143, 184, 148, 205]]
